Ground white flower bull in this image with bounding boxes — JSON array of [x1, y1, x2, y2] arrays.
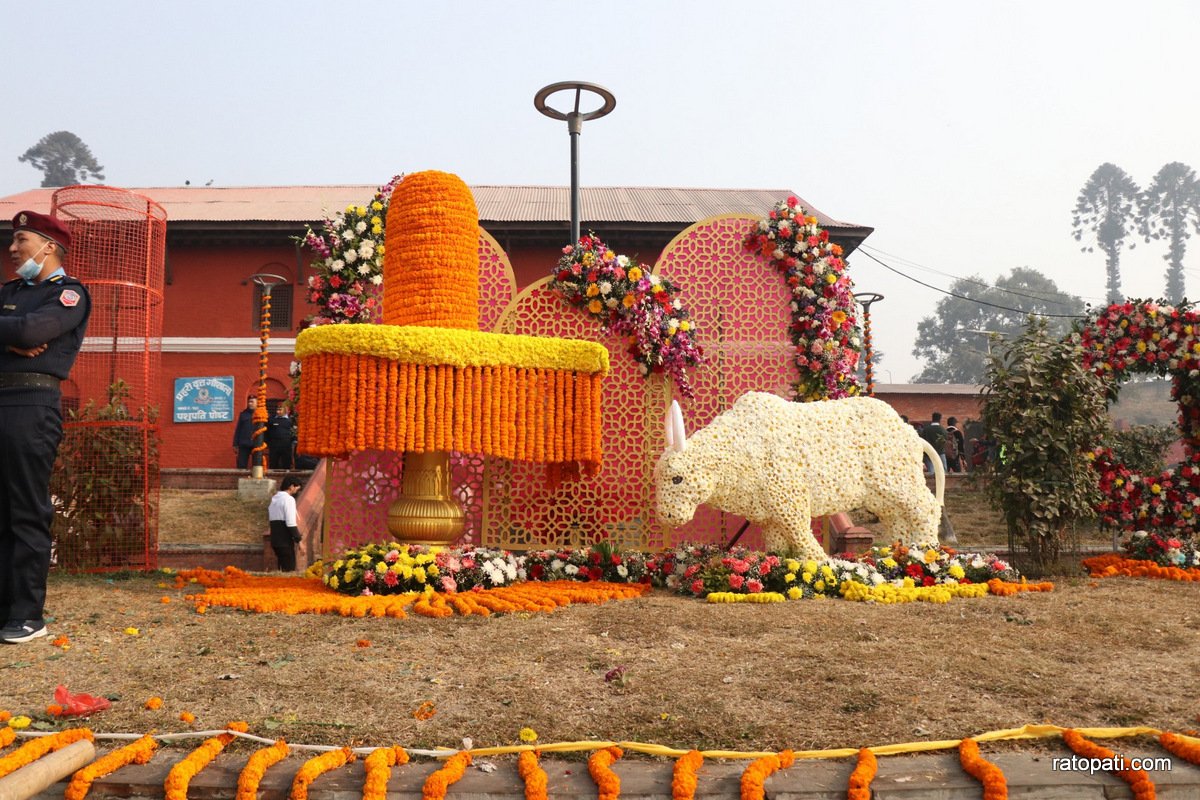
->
[[655, 392, 944, 560]]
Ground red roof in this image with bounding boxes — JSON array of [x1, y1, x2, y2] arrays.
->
[[0, 184, 867, 230]]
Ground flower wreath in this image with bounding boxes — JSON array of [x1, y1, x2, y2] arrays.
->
[[298, 175, 403, 326], [1081, 299, 1200, 534], [550, 233, 704, 398], [743, 197, 862, 401]]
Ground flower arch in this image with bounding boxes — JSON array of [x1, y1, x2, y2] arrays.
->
[[1081, 300, 1200, 533], [743, 197, 862, 401]]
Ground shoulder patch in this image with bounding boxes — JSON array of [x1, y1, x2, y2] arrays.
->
[[60, 289, 81, 307]]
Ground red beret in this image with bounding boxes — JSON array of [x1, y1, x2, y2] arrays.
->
[[12, 210, 71, 252]]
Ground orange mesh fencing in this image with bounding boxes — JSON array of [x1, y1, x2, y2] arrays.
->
[[49, 185, 166, 571]]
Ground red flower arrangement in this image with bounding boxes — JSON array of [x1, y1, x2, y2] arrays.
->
[[1080, 299, 1200, 535], [744, 197, 861, 401]]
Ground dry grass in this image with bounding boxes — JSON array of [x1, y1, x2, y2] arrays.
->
[[8, 571, 1199, 754], [158, 489, 266, 546], [38, 486, 1181, 754]]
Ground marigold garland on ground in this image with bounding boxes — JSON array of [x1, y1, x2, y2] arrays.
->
[[1083, 553, 1200, 582], [363, 746, 410, 800], [0, 727, 14, 749], [422, 751, 472, 800], [588, 746, 624, 800], [671, 750, 703, 800], [846, 747, 877, 799], [958, 738, 1007, 800], [290, 747, 355, 800], [1062, 729, 1155, 799], [65, 735, 158, 800], [1159, 732, 1200, 766], [985, 578, 1055, 596], [236, 739, 290, 800], [739, 749, 794, 800], [0, 728, 93, 780], [517, 750, 548, 800], [164, 723, 247, 800]]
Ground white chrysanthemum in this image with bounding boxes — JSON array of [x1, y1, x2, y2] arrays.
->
[[617, 255, 630, 267], [345, 249, 358, 263], [355, 221, 367, 233], [357, 263, 371, 275], [655, 393, 941, 560], [331, 259, 345, 272], [599, 281, 612, 295], [370, 274, 383, 286], [564, 564, 579, 576], [606, 298, 619, 308]]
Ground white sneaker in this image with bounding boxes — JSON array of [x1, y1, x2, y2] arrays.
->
[[0, 621, 48, 644]]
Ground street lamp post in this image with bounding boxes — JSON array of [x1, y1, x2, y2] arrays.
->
[[854, 292, 885, 396], [534, 81, 616, 246], [249, 273, 288, 480]]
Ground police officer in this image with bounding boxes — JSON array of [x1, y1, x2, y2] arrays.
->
[[0, 211, 91, 644]]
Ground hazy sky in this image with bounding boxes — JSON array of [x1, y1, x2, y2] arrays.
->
[[4, 1, 1197, 382]]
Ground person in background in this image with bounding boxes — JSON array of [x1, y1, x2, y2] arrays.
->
[[266, 401, 295, 470], [267, 475, 304, 571], [945, 416, 968, 473], [919, 411, 948, 474], [232, 394, 258, 469], [1, 211, 91, 644]]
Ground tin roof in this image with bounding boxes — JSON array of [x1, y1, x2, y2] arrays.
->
[[0, 184, 867, 230]]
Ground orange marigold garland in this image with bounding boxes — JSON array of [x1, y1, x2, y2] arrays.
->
[[290, 747, 356, 800], [384, 170, 479, 329], [236, 739, 290, 800], [1061, 729, 1155, 799], [164, 722, 248, 800], [65, 734, 158, 800], [958, 737, 1007, 800], [739, 750, 794, 800], [362, 746, 409, 800], [517, 750, 549, 800], [422, 751, 472, 800], [671, 750, 703, 800], [588, 746, 623, 800], [1083, 553, 1200, 582], [987, 578, 1055, 596], [0, 727, 15, 749], [1159, 731, 1200, 766], [0, 728, 94, 780], [846, 748, 877, 800]]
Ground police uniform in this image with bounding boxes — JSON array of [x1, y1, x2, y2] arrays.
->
[[0, 211, 91, 643]]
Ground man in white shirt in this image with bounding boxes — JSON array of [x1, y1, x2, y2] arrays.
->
[[267, 476, 303, 571]]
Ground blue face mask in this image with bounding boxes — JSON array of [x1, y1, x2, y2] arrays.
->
[[16, 243, 50, 282]]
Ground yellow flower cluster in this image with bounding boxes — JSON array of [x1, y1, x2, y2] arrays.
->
[[296, 324, 609, 373], [840, 580, 988, 604], [705, 591, 786, 604], [383, 170, 480, 329]]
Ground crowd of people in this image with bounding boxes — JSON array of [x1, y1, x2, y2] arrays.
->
[[902, 411, 990, 475]]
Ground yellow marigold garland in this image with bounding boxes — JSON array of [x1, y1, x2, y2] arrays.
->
[[164, 722, 248, 800], [671, 750, 703, 800], [422, 751, 472, 800], [1159, 731, 1200, 766], [517, 750, 548, 800], [588, 746, 623, 800], [290, 747, 356, 800], [65, 734, 158, 800], [236, 739, 290, 800], [739, 749, 794, 800], [705, 591, 786, 604], [1062, 729, 1155, 800], [0, 728, 93, 780], [363, 746, 410, 800], [846, 748, 876, 799], [958, 738, 1007, 800], [384, 170, 480, 329]]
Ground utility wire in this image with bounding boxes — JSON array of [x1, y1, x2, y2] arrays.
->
[[852, 248, 1088, 319]]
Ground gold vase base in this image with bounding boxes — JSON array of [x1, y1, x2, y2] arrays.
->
[[386, 451, 465, 546]]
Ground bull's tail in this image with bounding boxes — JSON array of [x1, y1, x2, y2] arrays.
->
[[919, 438, 945, 503]]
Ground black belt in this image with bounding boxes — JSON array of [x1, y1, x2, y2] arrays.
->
[[0, 372, 61, 390]]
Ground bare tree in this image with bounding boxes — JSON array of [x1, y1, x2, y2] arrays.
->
[[1072, 163, 1139, 303], [18, 131, 106, 187], [1140, 162, 1200, 304]]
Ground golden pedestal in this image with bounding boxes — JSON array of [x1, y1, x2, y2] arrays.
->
[[387, 451, 465, 545]]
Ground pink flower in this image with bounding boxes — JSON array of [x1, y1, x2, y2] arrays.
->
[[746, 579, 763, 593], [690, 578, 705, 596], [383, 571, 399, 587], [728, 574, 745, 590], [385, 549, 400, 563], [440, 576, 458, 592]]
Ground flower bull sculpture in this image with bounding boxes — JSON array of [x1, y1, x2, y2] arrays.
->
[[655, 392, 945, 560]]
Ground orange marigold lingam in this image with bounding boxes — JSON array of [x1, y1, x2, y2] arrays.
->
[[296, 170, 609, 543]]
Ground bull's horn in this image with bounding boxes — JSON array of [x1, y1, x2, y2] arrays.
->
[[667, 400, 687, 452]]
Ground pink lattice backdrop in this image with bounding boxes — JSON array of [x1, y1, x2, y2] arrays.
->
[[325, 216, 806, 556], [322, 230, 514, 558]]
